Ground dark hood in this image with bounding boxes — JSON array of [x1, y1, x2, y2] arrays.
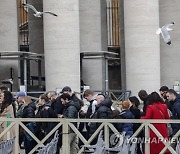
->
[[120, 110, 134, 119], [96, 98, 113, 109], [65, 100, 80, 111], [28, 101, 36, 111]]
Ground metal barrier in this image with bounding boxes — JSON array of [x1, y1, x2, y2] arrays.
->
[[0, 137, 15, 154], [37, 130, 59, 154], [0, 118, 180, 154]]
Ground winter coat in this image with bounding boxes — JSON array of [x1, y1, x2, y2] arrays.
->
[[71, 94, 83, 111], [22, 102, 36, 119], [35, 104, 57, 140], [89, 98, 113, 136], [96, 98, 113, 119], [63, 100, 80, 119], [116, 109, 134, 136], [129, 106, 141, 133], [171, 95, 180, 135], [51, 96, 64, 115], [141, 102, 170, 154], [0, 104, 15, 141]]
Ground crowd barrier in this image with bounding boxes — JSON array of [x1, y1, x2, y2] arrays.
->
[[37, 130, 59, 154], [0, 118, 180, 154], [0, 137, 15, 154]]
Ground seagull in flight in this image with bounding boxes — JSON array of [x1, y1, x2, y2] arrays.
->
[[22, 3, 58, 17], [156, 22, 175, 45]]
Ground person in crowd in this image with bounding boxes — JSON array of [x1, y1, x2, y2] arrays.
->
[[0, 91, 15, 141], [141, 92, 170, 154], [129, 96, 142, 131], [22, 96, 36, 154], [60, 93, 80, 154], [82, 89, 97, 138], [166, 89, 180, 135], [129, 96, 143, 154], [116, 101, 134, 137], [83, 89, 97, 119], [138, 89, 149, 115], [16, 91, 27, 118], [36, 94, 57, 141], [15, 91, 27, 149], [61, 86, 83, 110], [159, 86, 172, 110], [46, 91, 64, 115], [89, 94, 113, 142]]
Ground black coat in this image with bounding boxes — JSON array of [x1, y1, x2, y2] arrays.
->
[[89, 98, 113, 136], [63, 100, 80, 118], [129, 106, 142, 133], [96, 98, 113, 119], [171, 95, 180, 135], [22, 102, 36, 118], [35, 104, 57, 140], [51, 96, 64, 115]]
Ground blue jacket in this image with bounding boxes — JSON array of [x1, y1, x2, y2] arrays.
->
[[171, 95, 180, 135], [117, 110, 134, 136]]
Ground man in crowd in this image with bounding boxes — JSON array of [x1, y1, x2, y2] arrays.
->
[[138, 89, 149, 115], [89, 94, 113, 141], [159, 86, 172, 110], [61, 86, 83, 109], [60, 93, 80, 154], [166, 89, 180, 135]]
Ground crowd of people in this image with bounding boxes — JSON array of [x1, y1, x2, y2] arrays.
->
[[0, 84, 180, 154]]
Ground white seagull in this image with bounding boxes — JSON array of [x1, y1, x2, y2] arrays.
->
[[22, 3, 58, 17], [156, 22, 175, 45], [1, 78, 13, 85]]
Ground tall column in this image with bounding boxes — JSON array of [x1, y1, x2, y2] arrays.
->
[[124, 0, 160, 95], [43, 0, 80, 92], [159, 0, 180, 87], [0, 0, 19, 91], [80, 0, 108, 91], [28, 0, 45, 83]]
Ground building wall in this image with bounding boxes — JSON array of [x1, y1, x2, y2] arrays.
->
[[124, 0, 160, 96], [159, 0, 180, 88], [80, 0, 108, 91], [43, 0, 80, 92], [28, 0, 45, 88], [0, 0, 19, 91]]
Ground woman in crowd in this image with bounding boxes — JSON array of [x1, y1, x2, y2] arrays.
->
[[0, 91, 15, 141], [141, 92, 170, 154], [116, 101, 134, 136]]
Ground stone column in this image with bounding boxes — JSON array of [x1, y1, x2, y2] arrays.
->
[[28, 0, 45, 85], [0, 0, 19, 91], [124, 0, 160, 95], [43, 0, 80, 92], [159, 0, 180, 87], [80, 0, 108, 91]]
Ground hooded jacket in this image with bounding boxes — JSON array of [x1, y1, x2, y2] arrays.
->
[[63, 100, 80, 118], [89, 98, 113, 136], [22, 102, 36, 119], [171, 95, 180, 135], [96, 98, 113, 119], [116, 110, 134, 136]]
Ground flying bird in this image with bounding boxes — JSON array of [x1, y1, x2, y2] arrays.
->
[[1, 78, 13, 85], [22, 3, 58, 17], [156, 22, 175, 45]]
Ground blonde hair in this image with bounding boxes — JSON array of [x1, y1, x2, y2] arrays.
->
[[122, 101, 130, 110], [23, 96, 31, 106]]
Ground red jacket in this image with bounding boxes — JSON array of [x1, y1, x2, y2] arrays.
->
[[141, 102, 170, 154]]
